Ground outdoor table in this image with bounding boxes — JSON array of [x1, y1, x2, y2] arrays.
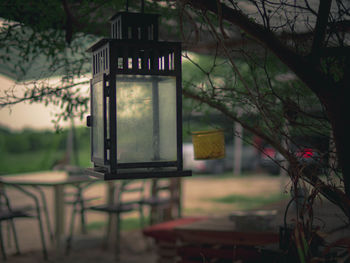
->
[[143, 213, 280, 262], [0, 170, 101, 251], [143, 217, 206, 262], [174, 215, 279, 262], [174, 215, 279, 245]]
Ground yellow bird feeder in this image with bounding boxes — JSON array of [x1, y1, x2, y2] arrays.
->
[[191, 129, 225, 160]]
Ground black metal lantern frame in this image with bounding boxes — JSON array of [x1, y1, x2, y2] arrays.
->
[[86, 12, 191, 180]]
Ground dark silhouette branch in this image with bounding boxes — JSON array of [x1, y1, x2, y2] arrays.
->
[[183, 87, 350, 221], [0, 81, 89, 108], [180, 0, 334, 95], [311, 0, 332, 55]]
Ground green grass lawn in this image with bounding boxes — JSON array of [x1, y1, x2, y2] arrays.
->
[[87, 217, 147, 232], [209, 192, 289, 210]]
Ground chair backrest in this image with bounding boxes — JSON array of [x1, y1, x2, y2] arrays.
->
[[151, 178, 181, 202], [0, 187, 11, 212], [0, 187, 18, 221], [148, 178, 182, 222], [116, 180, 145, 206]]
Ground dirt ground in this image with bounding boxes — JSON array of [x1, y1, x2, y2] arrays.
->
[[2, 230, 156, 263], [182, 174, 286, 216], [0, 174, 307, 263]]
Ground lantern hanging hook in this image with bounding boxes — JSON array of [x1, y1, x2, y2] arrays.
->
[[125, 0, 144, 12], [141, 0, 145, 13]]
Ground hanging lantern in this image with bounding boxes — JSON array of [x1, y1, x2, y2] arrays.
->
[[86, 9, 191, 180]]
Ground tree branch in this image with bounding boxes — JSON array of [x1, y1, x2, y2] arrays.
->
[[180, 0, 334, 95], [182, 88, 289, 158], [0, 81, 89, 108], [183, 88, 350, 221]]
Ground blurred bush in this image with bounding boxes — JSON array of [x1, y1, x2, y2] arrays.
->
[[0, 125, 91, 174]]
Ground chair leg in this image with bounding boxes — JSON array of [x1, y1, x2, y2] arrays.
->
[[150, 205, 163, 225], [41, 193, 55, 243], [6, 221, 10, 247], [149, 205, 155, 225], [139, 206, 145, 228], [9, 219, 20, 255], [79, 199, 87, 234], [104, 213, 113, 249], [12, 184, 48, 259], [34, 186, 54, 243], [66, 201, 78, 255], [36, 211, 48, 260], [42, 198, 54, 243], [0, 222, 7, 261], [115, 213, 121, 261], [156, 206, 162, 223]]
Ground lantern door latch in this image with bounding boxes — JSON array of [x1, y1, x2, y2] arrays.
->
[[106, 139, 111, 149], [104, 86, 110, 97], [87, 115, 91, 127]]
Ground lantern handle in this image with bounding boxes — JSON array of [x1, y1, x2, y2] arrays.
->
[[141, 0, 144, 13], [125, 0, 144, 12]]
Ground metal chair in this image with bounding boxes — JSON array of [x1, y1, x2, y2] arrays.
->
[[141, 178, 182, 225], [64, 181, 99, 235], [66, 180, 145, 258], [58, 165, 100, 236], [0, 186, 48, 260]]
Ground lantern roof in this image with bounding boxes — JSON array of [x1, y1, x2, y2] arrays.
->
[[109, 12, 159, 22], [86, 39, 109, 52]]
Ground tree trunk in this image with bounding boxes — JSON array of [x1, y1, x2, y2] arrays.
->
[[320, 86, 350, 197]]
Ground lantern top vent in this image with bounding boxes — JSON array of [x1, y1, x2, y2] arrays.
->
[[109, 12, 159, 41]]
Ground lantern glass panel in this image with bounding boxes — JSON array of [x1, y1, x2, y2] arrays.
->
[[116, 75, 177, 163], [92, 81, 104, 160]]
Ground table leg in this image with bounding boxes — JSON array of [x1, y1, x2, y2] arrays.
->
[[54, 185, 65, 251]]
